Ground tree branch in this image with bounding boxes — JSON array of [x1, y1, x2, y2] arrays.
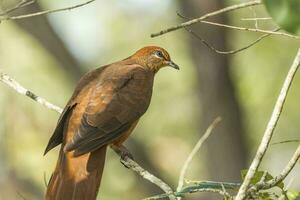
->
[[0, 0, 96, 21], [185, 27, 279, 55], [235, 48, 300, 200], [198, 20, 300, 39], [251, 145, 300, 192], [144, 188, 231, 200], [176, 117, 221, 197], [176, 12, 281, 54], [241, 17, 271, 21], [0, 72, 63, 113], [120, 157, 176, 200], [0, 0, 36, 16], [151, 0, 262, 37]]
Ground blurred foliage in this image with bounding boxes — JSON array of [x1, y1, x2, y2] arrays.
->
[[263, 0, 300, 35], [287, 190, 300, 200], [241, 170, 284, 189]]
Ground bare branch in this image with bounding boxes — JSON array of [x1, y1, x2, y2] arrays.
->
[[271, 161, 298, 189], [181, 188, 232, 199], [236, 48, 300, 200], [176, 117, 221, 196], [177, 11, 297, 39], [0, 0, 96, 21], [271, 139, 300, 145], [121, 157, 176, 200], [241, 17, 272, 21], [199, 20, 300, 39], [151, 0, 262, 37], [177, 12, 279, 54], [278, 178, 294, 200], [0, 0, 36, 16], [17, 191, 27, 200], [257, 171, 268, 185], [247, 6, 258, 29], [185, 27, 278, 55], [144, 187, 232, 200], [0, 72, 63, 113], [252, 145, 300, 192]]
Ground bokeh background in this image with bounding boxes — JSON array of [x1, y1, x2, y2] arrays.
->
[[0, 0, 300, 199]]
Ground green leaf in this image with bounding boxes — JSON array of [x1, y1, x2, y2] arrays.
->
[[260, 192, 280, 200], [241, 170, 284, 189], [263, 0, 300, 35], [259, 192, 272, 200], [287, 190, 300, 200]]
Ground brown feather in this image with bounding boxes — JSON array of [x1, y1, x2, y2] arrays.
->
[[45, 46, 176, 200]]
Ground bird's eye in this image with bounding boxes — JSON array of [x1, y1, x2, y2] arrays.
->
[[154, 51, 164, 58]]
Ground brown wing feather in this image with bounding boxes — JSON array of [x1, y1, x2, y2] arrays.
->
[[64, 64, 154, 156], [73, 123, 132, 156], [44, 103, 77, 155], [44, 66, 107, 155]]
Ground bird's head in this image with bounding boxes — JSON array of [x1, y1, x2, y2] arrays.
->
[[131, 46, 179, 73]]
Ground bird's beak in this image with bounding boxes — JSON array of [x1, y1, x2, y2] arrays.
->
[[167, 61, 180, 70]]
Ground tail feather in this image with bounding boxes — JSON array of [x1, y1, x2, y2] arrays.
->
[[45, 146, 107, 200]]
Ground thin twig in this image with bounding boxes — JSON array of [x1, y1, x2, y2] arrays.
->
[[0, 72, 176, 199], [0, 0, 36, 16], [241, 17, 272, 21], [182, 188, 232, 199], [256, 171, 268, 186], [121, 157, 176, 200], [144, 188, 232, 200], [248, 6, 258, 29], [0, 0, 96, 21], [177, 12, 279, 55], [199, 20, 300, 39], [184, 180, 240, 189], [151, 0, 262, 37], [253, 145, 300, 191], [271, 139, 300, 145], [185, 27, 278, 55], [176, 117, 221, 198], [0, 72, 63, 113], [278, 178, 294, 200], [177, 12, 298, 40], [235, 48, 300, 200], [16, 191, 27, 200]]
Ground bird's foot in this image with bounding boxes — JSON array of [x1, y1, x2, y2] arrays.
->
[[111, 144, 134, 168]]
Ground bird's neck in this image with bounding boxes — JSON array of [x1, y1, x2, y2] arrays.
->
[[126, 57, 158, 74]]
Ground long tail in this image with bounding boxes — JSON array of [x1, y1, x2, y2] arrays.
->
[[45, 146, 107, 200]]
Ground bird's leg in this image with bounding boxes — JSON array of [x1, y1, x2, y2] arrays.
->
[[111, 144, 134, 168], [111, 144, 134, 160]]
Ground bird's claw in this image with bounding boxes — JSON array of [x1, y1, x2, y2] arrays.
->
[[120, 150, 134, 168], [111, 144, 134, 168], [120, 150, 134, 160]]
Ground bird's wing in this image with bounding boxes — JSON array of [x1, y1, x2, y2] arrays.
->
[[65, 64, 153, 156], [44, 103, 77, 155], [44, 67, 107, 155]]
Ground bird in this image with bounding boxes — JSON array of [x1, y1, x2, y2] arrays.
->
[[44, 46, 179, 200]]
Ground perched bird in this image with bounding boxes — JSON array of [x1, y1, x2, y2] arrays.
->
[[44, 46, 179, 200]]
